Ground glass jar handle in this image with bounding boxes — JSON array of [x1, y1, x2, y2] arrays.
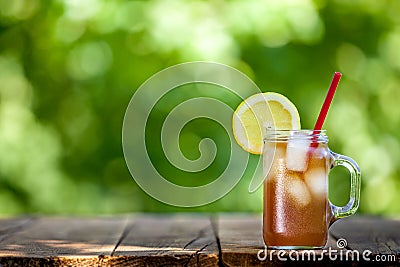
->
[[329, 151, 361, 223]]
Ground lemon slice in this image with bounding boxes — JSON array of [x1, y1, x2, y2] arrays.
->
[[232, 92, 301, 154]]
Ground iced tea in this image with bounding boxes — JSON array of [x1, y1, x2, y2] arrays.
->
[[263, 131, 330, 248]]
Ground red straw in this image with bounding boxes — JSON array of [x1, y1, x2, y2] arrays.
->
[[311, 72, 342, 146], [314, 72, 342, 131]]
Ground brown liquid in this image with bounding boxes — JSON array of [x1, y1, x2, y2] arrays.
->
[[263, 142, 329, 247]]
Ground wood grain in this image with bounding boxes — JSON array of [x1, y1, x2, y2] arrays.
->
[[330, 216, 400, 258], [0, 214, 398, 266], [111, 214, 219, 266], [216, 214, 265, 266], [0, 216, 33, 243], [0, 216, 128, 257]]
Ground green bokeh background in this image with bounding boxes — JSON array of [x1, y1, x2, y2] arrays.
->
[[0, 0, 399, 215]]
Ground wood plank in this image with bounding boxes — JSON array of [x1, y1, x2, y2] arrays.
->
[[217, 214, 266, 266], [0, 216, 128, 258], [0, 217, 33, 243], [330, 216, 400, 260], [217, 214, 350, 267], [0, 256, 112, 266], [112, 214, 219, 266], [0, 214, 397, 266]]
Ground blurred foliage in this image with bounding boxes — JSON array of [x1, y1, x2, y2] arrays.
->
[[0, 0, 399, 215]]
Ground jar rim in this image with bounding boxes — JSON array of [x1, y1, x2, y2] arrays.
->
[[265, 129, 327, 133], [264, 129, 328, 142]]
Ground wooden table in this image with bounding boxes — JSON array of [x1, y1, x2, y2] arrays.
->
[[0, 214, 398, 266]]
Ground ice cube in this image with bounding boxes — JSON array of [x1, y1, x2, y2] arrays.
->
[[310, 145, 328, 159], [304, 168, 327, 197], [263, 143, 286, 181], [286, 138, 310, 172], [287, 175, 311, 207]]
